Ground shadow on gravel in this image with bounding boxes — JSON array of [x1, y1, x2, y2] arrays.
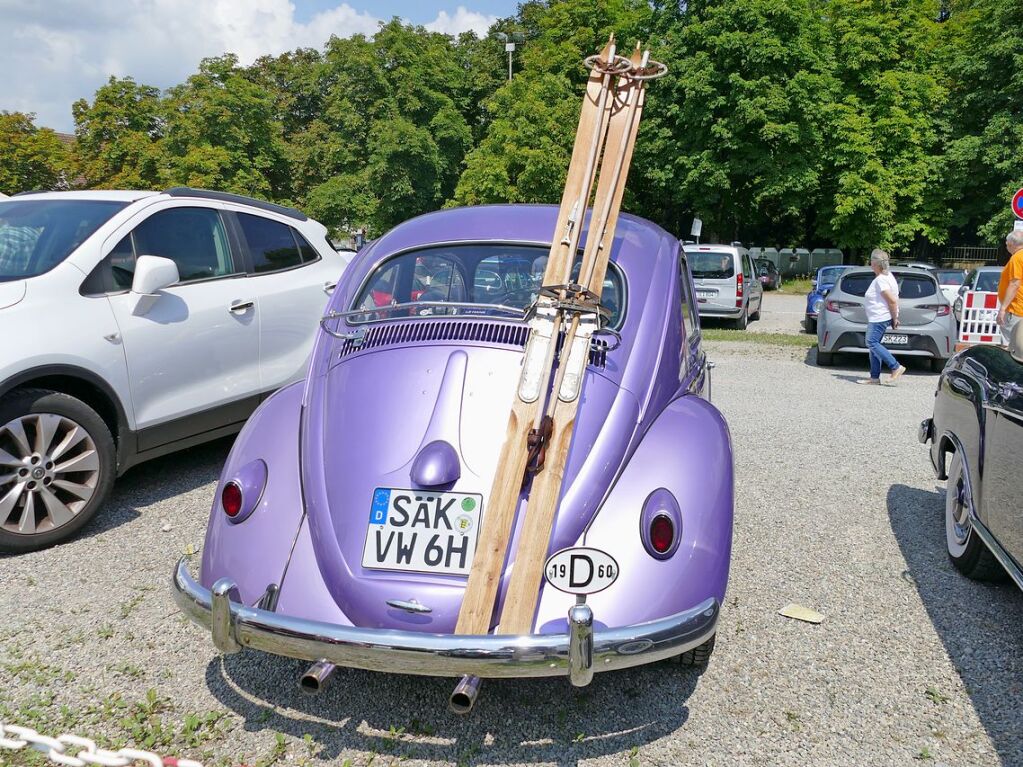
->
[[802, 347, 938, 375], [887, 484, 1023, 764], [205, 652, 699, 766]]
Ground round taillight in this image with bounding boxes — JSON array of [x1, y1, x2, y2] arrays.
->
[[649, 514, 674, 554], [222, 482, 243, 518]]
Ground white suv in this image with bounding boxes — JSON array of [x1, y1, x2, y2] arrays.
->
[[0, 188, 351, 551]]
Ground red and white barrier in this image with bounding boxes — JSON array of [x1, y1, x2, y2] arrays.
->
[[958, 291, 1003, 346]]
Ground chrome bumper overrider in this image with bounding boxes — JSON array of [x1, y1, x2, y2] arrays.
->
[[172, 558, 719, 685]]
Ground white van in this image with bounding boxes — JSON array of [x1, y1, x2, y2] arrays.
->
[[684, 243, 763, 329]]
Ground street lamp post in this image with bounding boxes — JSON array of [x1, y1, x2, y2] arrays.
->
[[496, 32, 524, 81]]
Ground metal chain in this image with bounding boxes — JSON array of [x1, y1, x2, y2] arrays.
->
[[0, 723, 204, 767]]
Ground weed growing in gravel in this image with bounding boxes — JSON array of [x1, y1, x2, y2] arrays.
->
[[119, 593, 145, 619], [784, 710, 803, 732], [96, 624, 114, 639], [629, 746, 641, 767], [702, 329, 817, 347], [925, 686, 950, 705], [915, 745, 935, 760]]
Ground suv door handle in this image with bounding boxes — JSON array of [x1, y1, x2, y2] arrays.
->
[[229, 300, 254, 313], [323, 281, 337, 293]]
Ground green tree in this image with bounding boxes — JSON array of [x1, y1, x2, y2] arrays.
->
[[815, 0, 947, 252], [941, 0, 1023, 243], [632, 0, 835, 244], [71, 77, 163, 189], [160, 55, 288, 199], [0, 112, 70, 194]]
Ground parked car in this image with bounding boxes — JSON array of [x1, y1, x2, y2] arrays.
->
[[935, 268, 967, 308], [952, 266, 1003, 323], [816, 267, 955, 370], [805, 264, 851, 333], [173, 204, 733, 705], [685, 242, 763, 329], [919, 321, 1023, 589], [894, 261, 938, 273], [0, 188, 351, 551], [756, 258, 781, 290]]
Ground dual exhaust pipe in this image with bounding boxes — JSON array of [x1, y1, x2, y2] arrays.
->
[[300, 661, 482, 715]]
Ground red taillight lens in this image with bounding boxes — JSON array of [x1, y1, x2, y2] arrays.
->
[[826, 300, 840, 313], [922, 304, 950, 316], [222, 482, 243, 517], [649, 514, 674, 554], [736, 271, 744, 297]]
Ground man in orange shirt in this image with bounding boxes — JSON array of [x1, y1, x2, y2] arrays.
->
[[996, 229, 1023, 339]]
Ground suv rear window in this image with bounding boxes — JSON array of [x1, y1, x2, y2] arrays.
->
[[841, 273, 937, 299], [976, 271, 1001, 293], [688, 251, 735, 279]]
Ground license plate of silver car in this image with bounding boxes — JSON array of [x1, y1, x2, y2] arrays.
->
[[362, 488, 483, 575], [882, 334, 909, 345]]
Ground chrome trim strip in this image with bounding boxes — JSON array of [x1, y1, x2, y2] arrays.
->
[[970, 517, 1023, 591], [172, 558, 718, 681]]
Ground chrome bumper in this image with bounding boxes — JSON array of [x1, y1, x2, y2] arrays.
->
[[172, 558, 719, 685]]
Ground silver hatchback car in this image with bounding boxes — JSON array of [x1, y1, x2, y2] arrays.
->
[[816, 267, 956, 371]]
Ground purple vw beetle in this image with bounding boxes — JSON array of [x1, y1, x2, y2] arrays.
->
[[173, 204, 733, 708]]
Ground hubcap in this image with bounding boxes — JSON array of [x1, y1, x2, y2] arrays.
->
[[0, 413, 100, 536], [950, 475, 971, 545]]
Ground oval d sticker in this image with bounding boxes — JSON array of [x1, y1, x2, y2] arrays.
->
[[544, 547, 619, 595]]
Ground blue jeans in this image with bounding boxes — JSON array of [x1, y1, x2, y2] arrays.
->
[[866, 320, 900, 379]]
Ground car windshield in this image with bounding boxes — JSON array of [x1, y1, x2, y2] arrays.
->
[[0, 199, 128, 282], [688, 251, 735, 279], [936, 270, 966, 286], [816, 266, 846, 285], [755, 259, 773, 272], [976, 270, 1002, 292], [351, 244, 625, 327], [840, 272, 937, 299]]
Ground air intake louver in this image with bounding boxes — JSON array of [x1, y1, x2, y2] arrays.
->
[[336, 319, 609, 368]]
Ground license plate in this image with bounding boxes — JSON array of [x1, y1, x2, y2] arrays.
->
[[697, 290, 715, 298], [362, 488, 483, 576], [882, 334, 909, 345]]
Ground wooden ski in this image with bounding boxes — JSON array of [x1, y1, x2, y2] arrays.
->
[[497, 45, 663, 635], [455, 38, 626, 635]]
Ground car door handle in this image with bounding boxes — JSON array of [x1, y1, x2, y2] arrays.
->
[[229, 300, 254, 313], [323, 281, 337, 293]]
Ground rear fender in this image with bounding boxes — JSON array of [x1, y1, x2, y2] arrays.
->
[[533, 394, 733, 631], [200, 382, 305, 605]]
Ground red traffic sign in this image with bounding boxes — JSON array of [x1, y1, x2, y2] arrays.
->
[[1013, 188, 1023, 219]]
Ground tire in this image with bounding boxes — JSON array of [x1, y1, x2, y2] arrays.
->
[[945, 451, 1006, 582], [805, 316, 816, 334], [673, 635, 716, 667], [0, 389, 116, 553], [816, 349, 833, 366], [733, 307, 748, 330], [750, 300, 761, 322]]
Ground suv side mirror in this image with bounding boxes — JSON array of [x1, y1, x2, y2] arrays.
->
[[822, 287, 831, 297], [131, 255, 179, 316]]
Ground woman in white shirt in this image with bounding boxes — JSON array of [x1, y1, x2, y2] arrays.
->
[[861, 249, 907, 385]]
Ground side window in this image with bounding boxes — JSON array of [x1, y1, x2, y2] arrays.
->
[[742, 254, 753, 281], [293, 229, 320, 264], [133, 207, 235, 282], [679, 255, 700, 342], [81, 232, 135, 296], [238, 213, 303, 273]]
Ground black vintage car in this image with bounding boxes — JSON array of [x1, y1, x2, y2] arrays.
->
[[920, 323, 1023, 588]]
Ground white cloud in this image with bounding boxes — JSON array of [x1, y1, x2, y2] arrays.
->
[[0, 0, 498, 132], [425, 6, 496, 36]]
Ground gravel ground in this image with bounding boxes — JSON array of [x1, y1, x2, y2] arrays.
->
[[700, 292, 811, 336], [2, 341, 1022, 767]]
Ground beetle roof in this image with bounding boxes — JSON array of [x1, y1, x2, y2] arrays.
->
[[364, 204, 676, 284]]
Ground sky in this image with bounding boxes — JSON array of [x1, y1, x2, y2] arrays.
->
[[0, 0, 517, 133]]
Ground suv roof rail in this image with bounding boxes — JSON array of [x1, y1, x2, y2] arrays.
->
[[731, 241, 743, 247], [163, 187, 308, 222]]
